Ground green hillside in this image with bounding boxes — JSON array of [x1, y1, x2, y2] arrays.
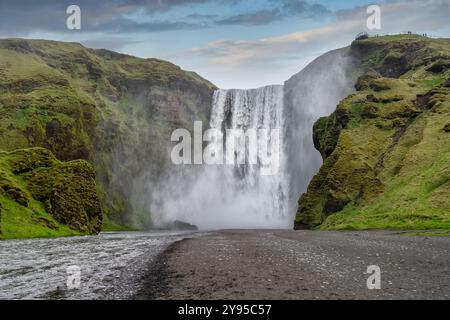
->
[[0, 39, 216, 238], [295, 35, 450, 230]]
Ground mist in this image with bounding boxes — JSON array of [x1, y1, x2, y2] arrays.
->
[[133, 47, 357, 230]]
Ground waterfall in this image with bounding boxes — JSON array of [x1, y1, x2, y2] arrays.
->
[[207, 85, 290, 227], [148, 48, 356, 230]]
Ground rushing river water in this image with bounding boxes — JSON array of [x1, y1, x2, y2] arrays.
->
[[0, 231, 196, 300]]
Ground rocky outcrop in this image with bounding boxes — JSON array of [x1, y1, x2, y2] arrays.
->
[[160, 220, 198, 231], [295, 35, 450, 230], [283, 48, 357, 218], [0, 148, 102, 238], [444, 123, 450, 132], [354, 69, 382, 91], [0, 39, 216, 234]]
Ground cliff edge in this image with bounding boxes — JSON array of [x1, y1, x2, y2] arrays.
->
[[295, 35, 450, 230]]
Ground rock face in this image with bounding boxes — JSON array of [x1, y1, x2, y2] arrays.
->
[[283, 48, 358, 220], [0, 148, 102, 238], [295, 35, 450, 230], [161, 220, 198, 231], [0, 39, 216, 235]]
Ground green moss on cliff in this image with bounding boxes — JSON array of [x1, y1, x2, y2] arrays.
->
[[296, 35, 450, 230], [0, 195, 81, 239], [0, 38, 217, 233], [0, 148, 102, 239]]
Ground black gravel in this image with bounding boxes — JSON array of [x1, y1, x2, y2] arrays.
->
[[137, 230, 450, 300]]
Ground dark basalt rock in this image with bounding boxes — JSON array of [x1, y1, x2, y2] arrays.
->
[[355, 69, 382, 91], [324, 190, 351, 214], [381, 54, 409, 77], [444, 123, 450, 132], [162, 220, 199, 231], [426, 59, 450, 73], [444, 76, 450, 88], [293, 221, 312, 230]]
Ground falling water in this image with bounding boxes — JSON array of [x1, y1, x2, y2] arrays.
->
[[149, 85, 290, 229], [207, 85, 289, 227], [149, 48, 356, 229]]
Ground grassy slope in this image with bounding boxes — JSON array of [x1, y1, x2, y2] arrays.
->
[[296, 35, 450, 230], [0, 39, 216, 235], [0, 195, 81, 239], [0, 148, 99, 239], [0, 39, 214, 158]]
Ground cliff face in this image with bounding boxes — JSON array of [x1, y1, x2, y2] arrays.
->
[[295, 35, 450, 230], [0, 39, 216, 237], [0, 148, 101, 238], [283, 48, 357, 218]]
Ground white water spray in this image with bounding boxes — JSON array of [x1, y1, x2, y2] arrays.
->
[[152, 85, 289, 229], [147, 48, 356, 230]]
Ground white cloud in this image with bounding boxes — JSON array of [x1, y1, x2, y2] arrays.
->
[[179, 0, 450, 88]]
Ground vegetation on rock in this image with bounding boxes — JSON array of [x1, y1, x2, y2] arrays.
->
[[0, 39, 216, 237], [0, 148, 101, 238], [295, 35, 450, 230], [1, 35, 447, 236]]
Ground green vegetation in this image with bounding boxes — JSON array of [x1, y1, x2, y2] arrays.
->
[[295, 35, 450, 231], [0, 195, 82, 239], [0, 38, 216, 238], [0, 148, 101, 239], [1, 35, 448, 237], [101, 215, 137, 232]]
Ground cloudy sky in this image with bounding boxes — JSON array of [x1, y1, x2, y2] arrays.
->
[[1, 0, 449, 88]]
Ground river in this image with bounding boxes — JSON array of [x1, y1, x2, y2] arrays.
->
[[0, 231, 196, 300]]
